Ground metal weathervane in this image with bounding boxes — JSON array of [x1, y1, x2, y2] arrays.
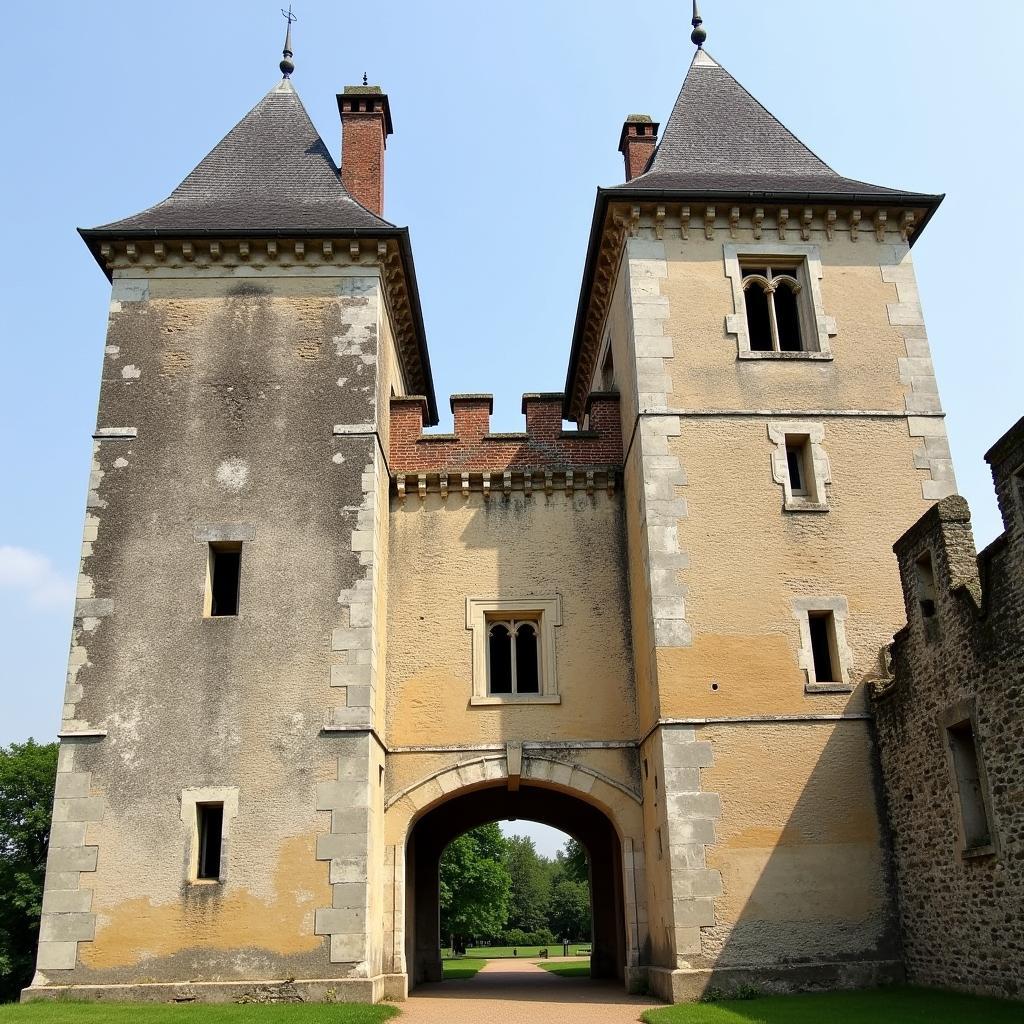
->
[[280, 5, 297, 78]]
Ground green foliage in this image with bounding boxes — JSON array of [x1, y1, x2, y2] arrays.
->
[[0, 1004, 397, 1022], [640, 986, 1024, 1024], [501, 836, 551, 934], [546, 875, 591, 942], [0, 740, 58, 1004], [554, 837, 588, 884], [495, 927, 554, 947], [439, 824, 511, 947]]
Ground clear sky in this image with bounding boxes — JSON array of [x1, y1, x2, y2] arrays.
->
[[1, 2, 1021, 763]]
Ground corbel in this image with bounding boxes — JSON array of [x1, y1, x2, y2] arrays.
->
[[266, 240, 278, 260], [460, 472, 470, 497], [752, 208, 764, 240], [100, 243, 114, 263], [481, 473, 492, 500], [125, 243, 139, 262], [728, 206, 740, 239], [209, 241, 222, 261], [377, 241, 387, 261], [899, 211, 916, 242], [154, 242, 166, 261], [825, 209, 837, 241], [396, 474, 407, 501], [801, 208, 813, 241], [439, 473, 449, 500], [586, 470, 595, 496], [654, 205, 666, 240], [503, 470, 512, 496], [544, 470, 553, 496], [239, 241, 251, 260], [565, 470, 575, 495], [849, 209, 861, 242], [524, 470, 533, 497], [778, 208, 789, 240], [704, 206, 715, 240], [606, 471, 616, 497], [629, 205, 640, 237], [680, 205, 690, 241], [349, 241, 361, 261], [873, 209, 887, 242], [322, 240, 334, 260], [182, 242, 195, 262], [417, 474, 427, 501], [294, 241, 305, 261]]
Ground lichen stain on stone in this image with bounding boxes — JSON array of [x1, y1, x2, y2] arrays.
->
[[80, 835, 327, 969], [113, 457, 129, 469], [215, 459, 249, 492], [227, 282, 270, 298], [160, 350, 191, 376]]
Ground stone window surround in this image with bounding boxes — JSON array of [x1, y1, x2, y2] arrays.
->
[[938, 699, 999, 860], [724, 242, 837, 360], [180, 786, 239, 884], [768, 422, 831, 513], [466, 596, 561, 705], [791, 596, 854, 693]]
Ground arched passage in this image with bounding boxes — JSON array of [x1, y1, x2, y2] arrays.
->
[[406, 783, 627, 989]]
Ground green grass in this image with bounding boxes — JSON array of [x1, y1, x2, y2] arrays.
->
[[441, 957, 488, 980], [537, 959, 591, 979], [0, 1004, 396, 1023], [440, 944, 590, 959], [640, 986, 1024, 1024]]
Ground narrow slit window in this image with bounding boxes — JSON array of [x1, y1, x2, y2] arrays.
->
[[786, 442, 806, 495], [514, 623, 540, 693], [947, 720, 992, 851], [808, 612, 837, 683], [915, 551, 937, 620], [487, 623, 513, 694], [196, 803, 224, 880], [208, 543, 241, 617]]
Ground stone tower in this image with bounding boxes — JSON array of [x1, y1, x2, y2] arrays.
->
[[27, 24, 957, 1008]]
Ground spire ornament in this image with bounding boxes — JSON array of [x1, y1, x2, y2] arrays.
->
[[690, 0, 707, 48], [280, 6, 297, 78]]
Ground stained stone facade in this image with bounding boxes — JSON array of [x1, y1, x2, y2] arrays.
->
[[873, 417, 1024, 1000], [25, 25, 1014, 1009]]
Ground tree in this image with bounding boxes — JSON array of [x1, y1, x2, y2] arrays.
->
[[502, 835, 551, 934], [0, 739, 58, 1002], [556, 837, 589, 884], [547, 876, 591, 942], [439, 824, 511, 949]]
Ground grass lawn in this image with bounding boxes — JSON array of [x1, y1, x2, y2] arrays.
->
[[0, 1004, 396, 1023], [537, 959, 591, 979], [441, 957, 488, 980], [640, 986, 1024, 1024], [441, 944, 589, 959]]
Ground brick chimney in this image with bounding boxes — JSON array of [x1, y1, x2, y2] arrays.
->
[[618, 114, 658, 182], [337, 85, 393, 216]]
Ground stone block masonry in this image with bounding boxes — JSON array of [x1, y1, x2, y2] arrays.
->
[[873, 415, 1024, 1000]]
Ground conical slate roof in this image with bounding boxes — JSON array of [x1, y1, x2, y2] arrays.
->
[[91, 79, 389, 234], [619, 49, 929, 199]]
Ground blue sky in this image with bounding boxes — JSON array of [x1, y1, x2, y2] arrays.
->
[[0, 2, 1020, 858]]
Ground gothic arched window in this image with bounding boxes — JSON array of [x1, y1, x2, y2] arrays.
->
[[741, 264, 804, 352], [486, 617, 541, 695]]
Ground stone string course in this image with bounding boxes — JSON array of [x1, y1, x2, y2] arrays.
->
[[873, 416, 1024, 1000]]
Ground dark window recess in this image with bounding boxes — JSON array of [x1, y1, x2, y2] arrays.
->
[[915, 552, 937, 620], [488, 624, 513, 693], [515, 624, 540, 693], [786, 445, 805, 493], [210, 544, 241, 616], [808, 613, 837, 683], [744, 283, 773, 350], [774, 283, 803, 351], [947, 721, 992, 850], [197, 803, 224, 880]]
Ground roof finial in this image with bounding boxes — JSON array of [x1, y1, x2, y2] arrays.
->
[[363, 72, 368, 86], [279, 6, 297, 78], [690, 0, 707, 48]]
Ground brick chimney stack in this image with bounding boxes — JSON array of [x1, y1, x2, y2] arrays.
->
[[338, 85, 393, 217], [618, 114, 658, 182]]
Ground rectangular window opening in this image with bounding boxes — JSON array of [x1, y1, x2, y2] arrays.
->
[[947, 720, 992, 851], [915, 551, 937, 620], [207, 542, 241, 617], [739, 259, 810, 353], [196, 803, 224, 880], [486, 615, 542, 696], [808, 612, 838, 683]]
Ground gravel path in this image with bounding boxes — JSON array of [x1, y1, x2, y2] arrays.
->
[[397, 959, 662, 1024]]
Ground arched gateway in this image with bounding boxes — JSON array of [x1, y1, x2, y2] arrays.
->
[[383, 753, 647, 993]]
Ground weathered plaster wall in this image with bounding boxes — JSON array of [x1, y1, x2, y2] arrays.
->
[[874, 424, 1024, 1000], [33, 266, 393, 992]]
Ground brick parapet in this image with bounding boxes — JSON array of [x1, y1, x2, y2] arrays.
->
[[390, 392, 622, 473], [872, 417, 1024, 1000]]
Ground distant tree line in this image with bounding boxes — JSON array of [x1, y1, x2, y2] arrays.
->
[[439, 823, 592, 951]]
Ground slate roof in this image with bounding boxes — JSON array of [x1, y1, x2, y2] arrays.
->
[[89, 80, 389, 234], [617, 49, 934, 201]]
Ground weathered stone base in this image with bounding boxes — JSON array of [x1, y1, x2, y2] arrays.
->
[[645, 959, 906, 1003], [22, 976, 386, 1005], [381, 973, 408, 1000]]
